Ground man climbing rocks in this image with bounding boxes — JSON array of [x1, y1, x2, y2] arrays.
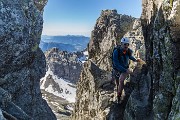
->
[[112, 37, 140, 103]]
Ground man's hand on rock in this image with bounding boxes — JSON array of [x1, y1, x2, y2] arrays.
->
[[126, 68, 133, 74], [136, 58, 141, 62]]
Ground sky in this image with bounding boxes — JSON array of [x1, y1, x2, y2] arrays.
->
[[42, 0, 142, 37]]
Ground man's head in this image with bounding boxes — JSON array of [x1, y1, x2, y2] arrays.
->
[[121, 37, 130, 50]]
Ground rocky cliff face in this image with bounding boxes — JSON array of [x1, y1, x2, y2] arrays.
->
[[124, 19, 145, 60], [44, 47, 83, 84], [0, 0, 56, 120], [140, 0, 180, 119], [88, 9, 135, 71]]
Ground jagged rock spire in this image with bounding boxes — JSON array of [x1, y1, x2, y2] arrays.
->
[[88, 9, 135, 71]]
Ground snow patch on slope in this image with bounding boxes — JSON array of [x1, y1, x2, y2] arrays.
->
[[78, 50, 88, 63], [41, 68, 76, 103]]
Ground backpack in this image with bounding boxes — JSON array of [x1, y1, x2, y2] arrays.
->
[[111, 46, 131, 70]]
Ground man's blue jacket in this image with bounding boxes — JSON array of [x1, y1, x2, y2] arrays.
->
[[112, 47, 136, 73]]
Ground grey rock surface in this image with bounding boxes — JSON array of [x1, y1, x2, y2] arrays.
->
[[124, 19, 145, 60], [0, 109, 6, 120], [44, 47, 83, 84], [72, 61, 113, 120], [141, 0, 180, 119], [0, 0, 56, 119]]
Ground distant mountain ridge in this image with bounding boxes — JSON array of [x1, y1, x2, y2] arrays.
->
[[40, 41, 76, 52], [40, 35, 90, 52]]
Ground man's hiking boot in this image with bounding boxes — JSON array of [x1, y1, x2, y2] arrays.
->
[[117, 93, 121, 104], [117, 95, 121, 104]]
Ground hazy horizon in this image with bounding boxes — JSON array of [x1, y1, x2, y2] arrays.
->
[[41, 34, 90, 37]]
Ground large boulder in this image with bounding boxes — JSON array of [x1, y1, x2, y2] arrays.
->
[[0, 0, 56, 119], [72, 61, 113, 120]]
